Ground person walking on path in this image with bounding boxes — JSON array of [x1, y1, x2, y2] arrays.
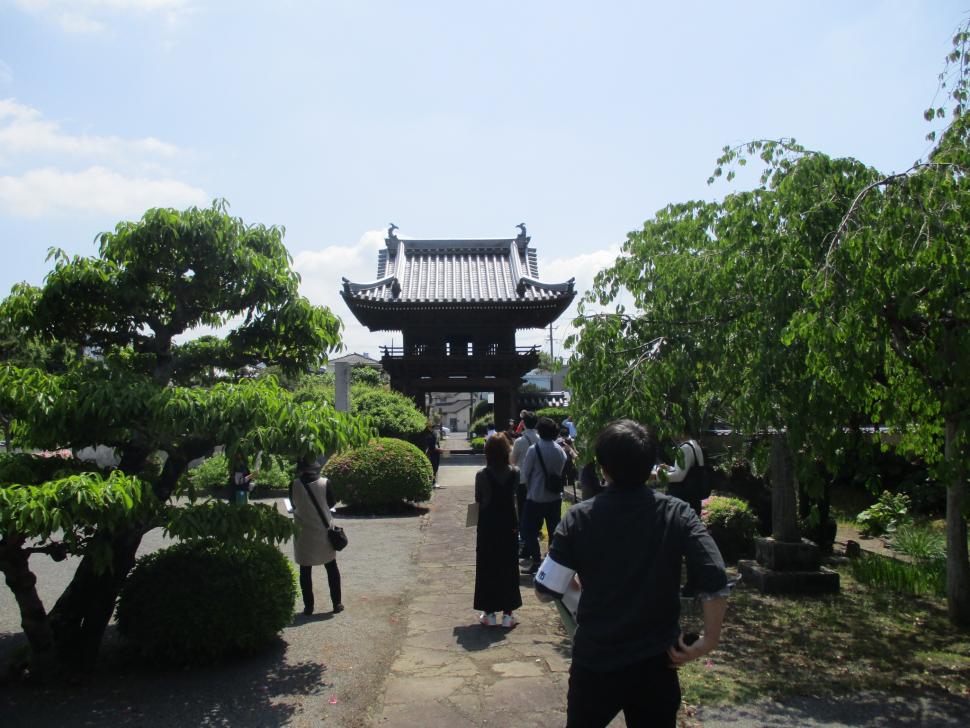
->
[[519, 416, 567, 573], [535, 419, 728, 728], [510, 410, 539, 548], [473, 434, 523, 628], [423, 421, 443, 488], [290, 456, 343, 616]]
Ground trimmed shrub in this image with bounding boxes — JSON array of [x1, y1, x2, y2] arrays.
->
[[469, 415, 492, 436], [472, 399, 493, 421], [181, 452, 290, 495], [323, 437, 433, 508], [351, 385, 426, 440], [470, 437, 486, 453], [255, 454, 292, 491], [701, 495, 758, 563], [116, 539, 296, 664], [536, 407, 569, 424], [184, 452, 229, 493]]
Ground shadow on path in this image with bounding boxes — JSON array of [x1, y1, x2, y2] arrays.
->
[[2, 640, 329, 728], [452, 623, 509, 652]]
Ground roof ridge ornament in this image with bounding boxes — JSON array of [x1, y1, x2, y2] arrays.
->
[[387, 223, 401, 255], [514, 222, 530, 253]]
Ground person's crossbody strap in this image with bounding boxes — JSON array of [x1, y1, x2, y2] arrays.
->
[[534, 444, 550, 477], [302, 478, 332, 529]]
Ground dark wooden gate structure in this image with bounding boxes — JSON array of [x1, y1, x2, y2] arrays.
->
[[340, 225, 575, 427]]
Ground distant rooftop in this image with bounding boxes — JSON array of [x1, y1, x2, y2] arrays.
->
[[328, 352, 381, 367]]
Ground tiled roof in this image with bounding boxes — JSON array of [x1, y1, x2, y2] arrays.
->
[[517, 391, 572, 410], [342, 235, 574, 305]]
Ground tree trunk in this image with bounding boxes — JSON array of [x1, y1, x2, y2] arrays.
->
[[770, 431, 800, 542], [945, 418, 970, 626], [49, 527, 145, 666], [49, 444, 199, 665], [0, 537, 58, 676]]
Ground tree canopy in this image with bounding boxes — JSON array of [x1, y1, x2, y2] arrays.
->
[[0, 201, 372, 673], [567, 23, 970, 624]]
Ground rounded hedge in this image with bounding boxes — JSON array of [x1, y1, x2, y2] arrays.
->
[[323, 437, 433, 508], [536, 407, 570, 424], [116, 539, 296, 664], [351, 385, 427, 440], [701, 495, 758, 563], [470, 437, 486, 453]]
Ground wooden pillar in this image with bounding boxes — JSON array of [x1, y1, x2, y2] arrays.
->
[[493, 388, 512, 431]]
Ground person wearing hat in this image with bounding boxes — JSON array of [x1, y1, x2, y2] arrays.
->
[[290, 455, 343, 615]]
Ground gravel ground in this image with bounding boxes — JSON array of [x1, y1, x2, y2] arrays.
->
[[0, 493, 428, 727]]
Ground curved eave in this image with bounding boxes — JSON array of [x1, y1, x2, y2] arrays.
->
[[340, 289, 576, 332]]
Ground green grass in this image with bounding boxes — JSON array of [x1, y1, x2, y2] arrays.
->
[[677, 569, 970, 713], [849, 552, 946, 597]]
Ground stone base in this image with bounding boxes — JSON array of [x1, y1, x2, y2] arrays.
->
[[738, 560, 840, 595], [755, 537, 821, 571]]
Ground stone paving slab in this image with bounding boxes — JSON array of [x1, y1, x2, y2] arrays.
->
[[370, 460, 583, 728]]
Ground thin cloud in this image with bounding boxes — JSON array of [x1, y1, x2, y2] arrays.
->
[[0, 60, 12, 84], [0, 166, 207, 218], [0, 98, 180, 163], [14, 0, 191, 34]]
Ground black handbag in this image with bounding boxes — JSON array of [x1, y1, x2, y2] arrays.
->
[[302, 478, 348, 552], [327, 525, 349, 551]]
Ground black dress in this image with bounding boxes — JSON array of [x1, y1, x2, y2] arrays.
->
[[473, 465, 523, 613]]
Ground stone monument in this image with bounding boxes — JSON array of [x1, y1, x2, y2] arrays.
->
[[738, 433, 840, 594]]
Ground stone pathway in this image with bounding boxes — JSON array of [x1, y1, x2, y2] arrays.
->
[[373, 457, 576, 728]]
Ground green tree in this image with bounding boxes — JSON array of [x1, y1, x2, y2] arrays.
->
[[780, 26, 970, 624], [0, 202, 371, 672], [568, 22, 970, 624]]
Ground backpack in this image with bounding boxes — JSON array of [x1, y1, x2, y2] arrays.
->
[[534, 444, 565, 494], [670, 441, 712, 516]]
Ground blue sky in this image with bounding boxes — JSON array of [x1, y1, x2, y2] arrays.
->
[[0, 1, 966, 355]]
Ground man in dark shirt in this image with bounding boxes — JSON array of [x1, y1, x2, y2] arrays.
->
[[535, 419, 728, 728]]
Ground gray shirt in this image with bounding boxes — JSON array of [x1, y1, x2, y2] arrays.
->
[[510, 429, 539, 483], [521, 438, 567, 503]]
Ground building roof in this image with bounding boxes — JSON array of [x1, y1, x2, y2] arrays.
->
[[328, 352, 381, 367], [341, 227, 575, 329], [517, 390, 572, 410]]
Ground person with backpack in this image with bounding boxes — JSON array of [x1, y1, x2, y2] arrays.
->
[[654, 437, 710, 517], [518, 417, 567, 573], [473, 433, 522, 627]]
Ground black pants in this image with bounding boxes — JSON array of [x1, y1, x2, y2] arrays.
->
[[567, 654, 680, 728], [299, 561, 341, 610]]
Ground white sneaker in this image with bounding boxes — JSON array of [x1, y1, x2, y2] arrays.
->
[[479, 612, 498, 626], [501, 613, 518, 628]]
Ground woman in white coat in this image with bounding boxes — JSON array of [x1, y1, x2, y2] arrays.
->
[[291, 457, 343, 615]]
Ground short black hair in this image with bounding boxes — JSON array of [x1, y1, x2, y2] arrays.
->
[[594, 419, 657, 487], [536, 417, 558, 440], [522, 411, 538, 429]]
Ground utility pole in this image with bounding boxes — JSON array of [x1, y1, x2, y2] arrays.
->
[[549, 322, 554, 360]]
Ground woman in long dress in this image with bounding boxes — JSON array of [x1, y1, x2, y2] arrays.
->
[[473, 434, 522, 627]]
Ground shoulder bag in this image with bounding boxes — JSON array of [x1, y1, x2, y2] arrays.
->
[[534, 445, 566, 494]]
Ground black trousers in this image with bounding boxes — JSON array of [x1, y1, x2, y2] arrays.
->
[[567, 654, 680, 728], [299, 561, 341, 610]]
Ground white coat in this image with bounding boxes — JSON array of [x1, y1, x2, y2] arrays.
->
[[292, 476, 336, 565]]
